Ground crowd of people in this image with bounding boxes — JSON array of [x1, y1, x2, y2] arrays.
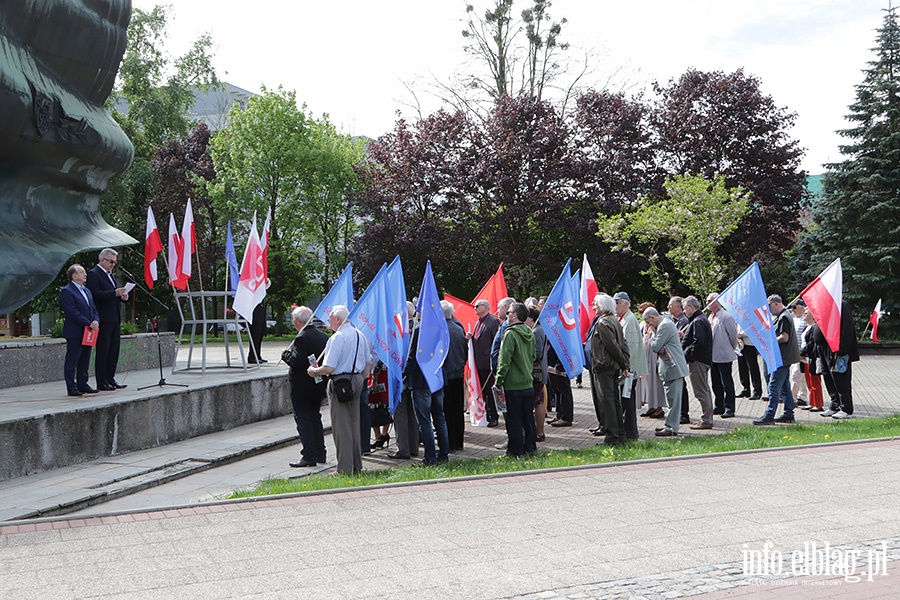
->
[[283, 287, 862, 472]]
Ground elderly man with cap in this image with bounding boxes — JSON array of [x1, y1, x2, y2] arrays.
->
[[753, 294, 800, 425], [707, 292, 739, 419], [643, 307, 689, 437], [614, 291, 647, 440]]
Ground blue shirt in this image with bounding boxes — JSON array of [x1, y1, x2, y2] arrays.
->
[[322, 322, 369, 374]]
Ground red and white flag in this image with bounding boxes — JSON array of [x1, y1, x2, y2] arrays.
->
[[177, 198, 195, 283], [232, 213, 267, 323], [465, 338, 487, 426], [870, 299, 883, 342], [579, 254, 599, 342], [800, 258, 842, 352], [261, 207, 271, 280], [144, 206, 163, 289], [167, 213, 186, 290]]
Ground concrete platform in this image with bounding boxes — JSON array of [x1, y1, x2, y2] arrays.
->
[[0, 342, 290, 482]]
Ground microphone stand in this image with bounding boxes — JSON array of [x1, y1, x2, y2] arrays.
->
[[119, 266, 188, 390]]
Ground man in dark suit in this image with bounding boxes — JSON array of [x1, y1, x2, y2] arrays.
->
[[467, 299, 501, 427], [60, 264, 100, 397], [86, 248, 128, 390], [287, 306, 328, 468]]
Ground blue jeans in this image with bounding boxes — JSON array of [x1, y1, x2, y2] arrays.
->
[[763, 364, 794, 419], [504, 388, 537, 456], [412, 387, 450, 464]]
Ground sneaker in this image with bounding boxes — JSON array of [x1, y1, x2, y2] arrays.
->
[[820, 410, 836, 417], [832, 411, 852, 419], [753, 417, 775, 426], [773, 415, 795, 423], [495, 441, 508, 450]]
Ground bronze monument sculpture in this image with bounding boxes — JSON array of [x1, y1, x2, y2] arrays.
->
[[0, 0, 137, 315]]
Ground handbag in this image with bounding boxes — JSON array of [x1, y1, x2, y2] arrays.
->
[[281, 340, 297, 368], [333, 330, 362, 403], [333, 376, 354, 403]]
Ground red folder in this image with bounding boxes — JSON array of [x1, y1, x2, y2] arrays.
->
[[82, 326, 98, 347]]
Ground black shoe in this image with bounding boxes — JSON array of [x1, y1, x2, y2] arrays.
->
[[749, 393, 762, 400], [753, 417, 775, 426], [535, 434, 546, 442], [655, 428, 676, 437], [112, 382, 127, 389], [589, 425, 601, 433], [737, 390, 750, 398], [773, 415, 795, 423], [97, 384, 116, 391], [796, 398, 808, 406], [713, 407, 724, 415], [592, 427, 607, 437], [78, 387, 99, 394], [721, 410, 735, 419], [487, 419, 499, 428], [67, 390, 83, 397], [679, 416, 691, 425], [289, 459, 317, 468]]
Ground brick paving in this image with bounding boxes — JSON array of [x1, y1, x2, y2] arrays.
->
[[1, 345, 898, 598]]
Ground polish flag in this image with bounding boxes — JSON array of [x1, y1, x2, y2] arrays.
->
[[232, 213, 267, 323], [579, 254, 599, 342], [800, 258, 842, 352], [178, 198, 195, 282], [465, 338, 487, 426], [870, 299, 883, 343], [472, 263, 507, 314], [261, 207, 271, 280], [144, 206, 163, 289], [167, 213, 186, 290]]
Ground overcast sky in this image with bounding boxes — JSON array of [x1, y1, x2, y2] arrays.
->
[[131, 0, 889, 174]]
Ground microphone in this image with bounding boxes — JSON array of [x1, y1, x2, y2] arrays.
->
[[118, 265, 137, 283]]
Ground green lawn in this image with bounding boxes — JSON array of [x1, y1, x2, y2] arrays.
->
[[228, 414, 900, 499]]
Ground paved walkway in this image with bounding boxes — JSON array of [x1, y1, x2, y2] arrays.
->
[[2, 440, 898, 599], [1, 347, 899, 598], [3, 348, 898, 521]]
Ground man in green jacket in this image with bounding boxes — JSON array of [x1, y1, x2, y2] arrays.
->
[[495, 302, 537, 456]]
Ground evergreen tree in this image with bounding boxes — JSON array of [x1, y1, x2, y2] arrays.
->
[[795, 6, 900, 338]]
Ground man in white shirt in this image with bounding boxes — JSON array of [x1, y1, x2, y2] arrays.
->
[[307, 305, 371, 474]]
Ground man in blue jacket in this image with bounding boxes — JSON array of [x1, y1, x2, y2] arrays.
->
[[60, 264, 100, 397]]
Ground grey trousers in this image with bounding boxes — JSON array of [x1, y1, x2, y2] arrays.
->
[[328, 373, 364, 474], [392, 389, 420, 458], [689, 361, 713, 425], [662, 377, 684, 433]]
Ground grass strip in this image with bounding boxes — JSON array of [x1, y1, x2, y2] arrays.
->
[[228, 414, 900, 499]]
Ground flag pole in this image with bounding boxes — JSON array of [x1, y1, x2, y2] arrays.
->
[[195, 251, 204, 291]]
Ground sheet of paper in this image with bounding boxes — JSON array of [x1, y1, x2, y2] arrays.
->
[[124, 282, 136, 293]]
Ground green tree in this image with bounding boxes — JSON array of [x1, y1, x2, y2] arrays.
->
[[794, 6, 900, 337], [300, 118, 367, 287], [208, 88, 363, 323], [597, 174, 751, 296], [208, 87, 311, 324]]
